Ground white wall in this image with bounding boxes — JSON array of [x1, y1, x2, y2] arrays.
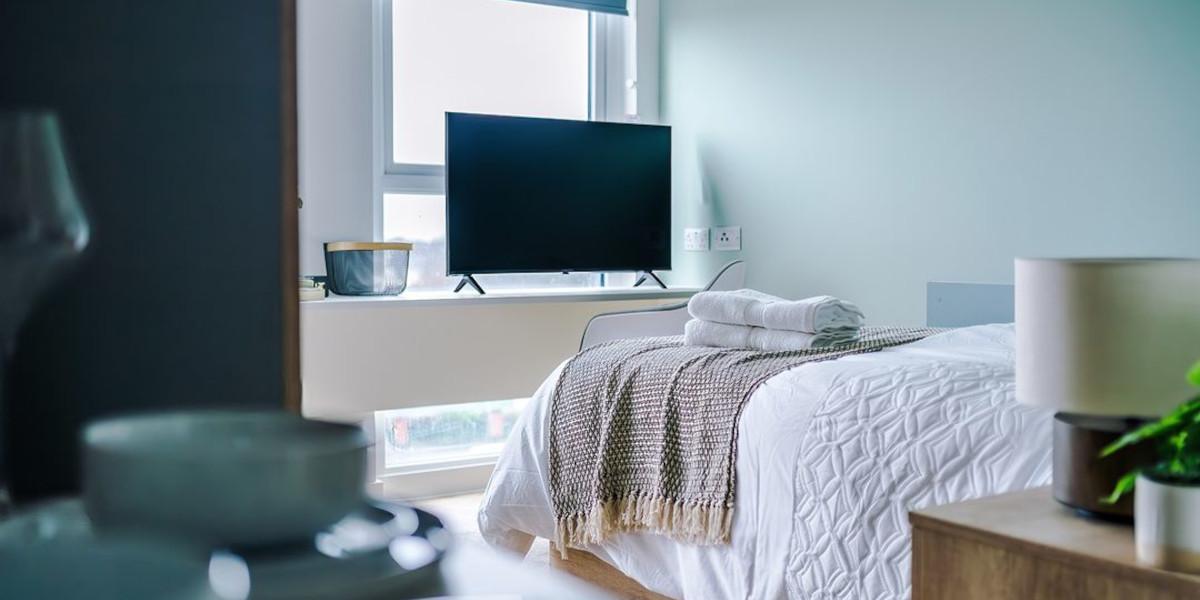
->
[[297, 0, 375, 276], [298, 0, 665, 278], [663, 0, 1200, 325], [296, 1, 681, 422], [301, 294, 683, 421]]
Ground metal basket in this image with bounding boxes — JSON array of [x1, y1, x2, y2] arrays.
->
[[323, 242, 412, 296]]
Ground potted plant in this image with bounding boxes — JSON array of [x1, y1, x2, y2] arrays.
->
[[1101, 359, 1200, 572]]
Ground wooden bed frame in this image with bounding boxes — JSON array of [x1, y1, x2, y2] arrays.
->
[[551, 546, 672, 600], [549, 279, 1017, 598]]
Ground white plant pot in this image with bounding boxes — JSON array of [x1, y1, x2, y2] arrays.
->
[[1135, 473, 1200, 573]]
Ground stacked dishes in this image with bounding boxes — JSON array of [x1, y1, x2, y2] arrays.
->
[[1, 411, 450, 599], [83, 411, 369, 548]]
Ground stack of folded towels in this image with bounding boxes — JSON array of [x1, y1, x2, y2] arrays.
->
[[684, 289, 865, 351]]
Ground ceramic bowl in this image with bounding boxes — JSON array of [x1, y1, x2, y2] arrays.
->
[[83, 410, 369, 549]]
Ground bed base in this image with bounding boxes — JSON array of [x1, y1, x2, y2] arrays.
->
[[550, 545, 674, 600]]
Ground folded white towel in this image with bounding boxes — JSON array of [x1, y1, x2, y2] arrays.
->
[[684, 319, 859, 351], [687, 289, 865, 333]]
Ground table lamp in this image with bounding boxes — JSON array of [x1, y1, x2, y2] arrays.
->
[[1015, 258, 1200, 519]]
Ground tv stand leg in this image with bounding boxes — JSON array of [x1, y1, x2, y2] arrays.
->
[[633, 271, 667, 289], [453, 274, 485, 295]]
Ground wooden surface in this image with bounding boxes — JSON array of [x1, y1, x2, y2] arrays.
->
[[551, 546, 674, 600], [445, 545, 615, 600], [910, 487, 1200, 599], [280, 0, 301, 414]]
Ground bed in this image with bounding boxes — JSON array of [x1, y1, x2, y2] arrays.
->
[[478, 276, 1052, 599]]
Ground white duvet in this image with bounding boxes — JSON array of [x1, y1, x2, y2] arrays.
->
[[478, 324, 1053, 599]]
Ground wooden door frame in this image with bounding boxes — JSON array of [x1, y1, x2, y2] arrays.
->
[[280, 0, 301, 412]]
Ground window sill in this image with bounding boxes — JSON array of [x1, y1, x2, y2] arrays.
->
[[381, 455, 500, 478], [301, 285, 700, 308], [370, 461, 497, 502]]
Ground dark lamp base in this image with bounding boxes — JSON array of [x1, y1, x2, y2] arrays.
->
[[1052, 413, 1156, 521], [1064, 504, 1133, 524]]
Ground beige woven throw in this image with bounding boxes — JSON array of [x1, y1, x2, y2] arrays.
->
[[548, 327, 940, 555]]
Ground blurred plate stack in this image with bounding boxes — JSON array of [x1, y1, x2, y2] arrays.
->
[[0, 411, 450, 599]]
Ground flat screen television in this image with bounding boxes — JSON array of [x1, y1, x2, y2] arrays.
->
[[445, 112, 671, 281]]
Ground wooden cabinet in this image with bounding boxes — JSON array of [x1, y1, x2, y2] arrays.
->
[[910, 487, 1200, 599]]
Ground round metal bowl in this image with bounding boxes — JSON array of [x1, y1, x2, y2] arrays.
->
[[83, 410, 369, 549]]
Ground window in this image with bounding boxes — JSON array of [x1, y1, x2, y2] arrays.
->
[[389, 0, 590, 167], [369, 0, 650, 479], [379, 0, 646, 292], [378, 398, 530, 470], [382, 193, 608, 291]]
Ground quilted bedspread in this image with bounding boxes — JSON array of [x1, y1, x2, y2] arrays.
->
[[479, 324, 1054, 599], [785, 361, 1053, 597]]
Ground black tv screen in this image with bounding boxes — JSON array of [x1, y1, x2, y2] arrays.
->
[[445, 113, 671, 275]]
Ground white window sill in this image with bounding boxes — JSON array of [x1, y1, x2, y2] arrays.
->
[[380, 455, 500, 478], [301, 285, 700, 308], [369, 462, 497, 502]]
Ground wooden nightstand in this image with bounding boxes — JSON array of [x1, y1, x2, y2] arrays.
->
[[909, 487, 1200, 599]]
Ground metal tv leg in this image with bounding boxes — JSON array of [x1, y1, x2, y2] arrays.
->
[[453, 274, 485, 295], [633, 271, 667, 289]]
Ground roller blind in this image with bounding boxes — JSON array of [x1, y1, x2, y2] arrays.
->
[[510, 0, 627, 16]]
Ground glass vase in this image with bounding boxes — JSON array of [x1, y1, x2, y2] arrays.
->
[[0, 111, 90, 510]]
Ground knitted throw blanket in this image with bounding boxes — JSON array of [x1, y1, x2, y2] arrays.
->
[[548, 327, 940, 554]]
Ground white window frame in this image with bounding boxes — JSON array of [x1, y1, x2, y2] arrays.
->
[[370, 0, 656, 241], [366, 0, 658, 485]]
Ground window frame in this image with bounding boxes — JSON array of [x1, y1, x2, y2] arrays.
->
[[367, 0, 653, 480], [374, 0, 615, 187], [372, 0, 645, 240], [372, 397, 531, 477]]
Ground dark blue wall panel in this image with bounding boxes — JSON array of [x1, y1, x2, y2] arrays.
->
[[0, 0, 290, 500]]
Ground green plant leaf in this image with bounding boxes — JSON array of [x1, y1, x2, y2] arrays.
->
[[1100, 469, 1141, 505], [1166, 395, 1200, 422], [1100, 396, 1200, 458], [1183, 421, 1200, 464], [1101, 419, 1181, 457], [1189, 359, 1200, 388]]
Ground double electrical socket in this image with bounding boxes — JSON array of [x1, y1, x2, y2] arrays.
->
[[684, 228, 709, 251], [684, 227, 741, 251]]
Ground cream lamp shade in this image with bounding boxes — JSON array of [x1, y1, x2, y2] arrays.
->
[[1015, 258, 1200, 417]]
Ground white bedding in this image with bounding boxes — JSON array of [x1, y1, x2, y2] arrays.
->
[[478, 324, 1053, 599]]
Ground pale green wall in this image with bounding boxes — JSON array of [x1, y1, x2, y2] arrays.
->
[[662, 0, 1200, 325]]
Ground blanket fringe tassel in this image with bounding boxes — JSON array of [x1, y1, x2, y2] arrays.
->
[[555, 496, 733, 559]]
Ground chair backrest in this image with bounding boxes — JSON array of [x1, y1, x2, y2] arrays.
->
[[704, 261, 746, 292], [578, 261, 747, 350]]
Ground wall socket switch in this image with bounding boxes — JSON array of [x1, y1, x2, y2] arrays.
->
[[684, 228, 710, 251], [714, 226, 741, 251]]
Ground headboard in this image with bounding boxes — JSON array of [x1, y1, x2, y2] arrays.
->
[[926, 282, 1015, 327]]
